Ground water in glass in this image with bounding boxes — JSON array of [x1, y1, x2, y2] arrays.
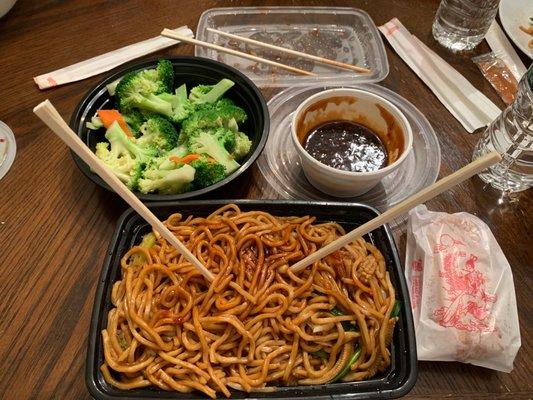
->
[[473, 66, 533, 193], [432, 0, 500, 51]]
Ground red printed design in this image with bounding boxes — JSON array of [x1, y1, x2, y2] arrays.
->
[[433, 235, 496, 332], [410, 258, 423, 309], [433, 233, 465, 254]]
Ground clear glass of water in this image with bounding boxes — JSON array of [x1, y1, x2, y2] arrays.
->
[[473, 66, 533, 193], [432, 0, 500, 51]]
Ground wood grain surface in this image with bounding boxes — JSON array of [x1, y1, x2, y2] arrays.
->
[[0, 1, 531, 399]]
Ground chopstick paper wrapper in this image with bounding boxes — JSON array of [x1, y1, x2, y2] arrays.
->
[[33, 25, 194, 90], [378, 18, 501, 133]]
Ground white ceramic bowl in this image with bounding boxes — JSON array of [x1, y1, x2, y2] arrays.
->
[[291, 88, 413, 197]]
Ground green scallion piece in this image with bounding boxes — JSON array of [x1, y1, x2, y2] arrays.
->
[[332, 347, 362, 383], [391, 300, 401, 318]]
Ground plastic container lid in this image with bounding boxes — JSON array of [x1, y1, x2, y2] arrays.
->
[[196, 7, 389, 87], [256, 84, 441, 220], [0, 121, 16, 180]]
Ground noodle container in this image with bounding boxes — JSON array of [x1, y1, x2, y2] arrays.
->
[[291, 88, 413, 197], [87, 200, 417, 399]]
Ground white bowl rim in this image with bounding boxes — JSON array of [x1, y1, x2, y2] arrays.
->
[[291, 87, 414, 177]]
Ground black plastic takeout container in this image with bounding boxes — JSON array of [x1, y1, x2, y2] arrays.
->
[[70, 57, 269, 201], [86, 200, 417, 400]]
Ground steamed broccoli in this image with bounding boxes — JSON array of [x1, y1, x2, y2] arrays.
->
[[115, 60, 175, 115], [181, 101, 247, 134], [189, 78, 235, 105], [142, 145, 188, 173], [122, 109, 146, 135], [95, 145, 144, 190], [106, 78, 121, 96], [137, 116, 179, 151], [85, 115, 104, 130], [138, 163, 195, 194], [154, 59, 174, 94], [232, 131, 252, 160], [190, 156, 227, 189], [130, 232, 157, 265], [157, 84, 193, 123], [214, 98, 248, 123], [212, 127, 237, 153], [105, 121, 158, 162], [94, 121, 157, 188], [187, 130, 240, 173]]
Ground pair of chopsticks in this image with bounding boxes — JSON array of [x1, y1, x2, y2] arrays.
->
[[33, 101, 500, 281], [160, 28, 370, 77]]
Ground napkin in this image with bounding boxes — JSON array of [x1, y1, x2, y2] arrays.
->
[[378, 18, 501, 133], [33, 25, 194, 90]]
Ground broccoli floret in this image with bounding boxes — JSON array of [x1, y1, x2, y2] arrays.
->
[[138, 163, 195, 194], [122, 109, 146, 135], [137, 116, 179, 151], [130, 232, 157, 265], [157, 84, 193, 123], [189, 79, 235, 105], [212, 127, 237, 153], [106, 78, 121, 96], [155, 59, 174, 93], [85, 115, 104, 130], [190, 156, 227, 189], [94, 141, 143, 189], [214, 98, 248, 124], [115, 60, 175, 115], [232, 132, 252, 160], [181, 102, 247, 135], [105, 121, 158, 163], [187, 130, 240, 173]]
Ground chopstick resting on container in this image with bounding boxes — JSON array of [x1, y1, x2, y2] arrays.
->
[[160, 29, 316, 77], [290, 151, 502, 273], [33, 100, 215, 282], [207, 27, 371, 74]]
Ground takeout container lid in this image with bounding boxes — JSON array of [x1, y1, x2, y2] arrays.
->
[[195, 7, 389, 88], [86, 200, 418, 400]]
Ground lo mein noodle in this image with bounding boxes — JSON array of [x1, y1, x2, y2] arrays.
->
[[101, 204, 398, 397]]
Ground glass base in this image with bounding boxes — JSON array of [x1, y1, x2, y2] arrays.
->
[[477, 170, 531, 193], [432, 20, 483, 51]]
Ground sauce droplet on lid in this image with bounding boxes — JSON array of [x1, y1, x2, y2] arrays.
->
[[303, 121, 388, 173]]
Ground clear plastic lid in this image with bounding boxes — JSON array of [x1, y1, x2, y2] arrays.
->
[[256, 84, 441, 220], [196, 7, 389, 87], [0, 121, 16, 180]]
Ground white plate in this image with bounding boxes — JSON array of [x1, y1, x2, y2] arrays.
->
[[499, 0, 533, 59], [0, 121, 16, 180]]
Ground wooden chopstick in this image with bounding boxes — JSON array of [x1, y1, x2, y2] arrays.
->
[[207, 27, 371, 74], [290, 151, 502, 273], [33, 100, 215, 282], [160, 28, 316, 77]]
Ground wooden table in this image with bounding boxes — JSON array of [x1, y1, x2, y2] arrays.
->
[[0, 1, 531, 399]]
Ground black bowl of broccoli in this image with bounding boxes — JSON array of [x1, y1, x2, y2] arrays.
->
[[70, 57, 269, 201]]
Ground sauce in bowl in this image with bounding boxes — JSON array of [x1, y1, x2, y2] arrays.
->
[[303, 121, 388, 172]]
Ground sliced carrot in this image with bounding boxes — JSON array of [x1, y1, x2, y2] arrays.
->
[[97, 109, 133, 137], [170, 154, 202, 164]]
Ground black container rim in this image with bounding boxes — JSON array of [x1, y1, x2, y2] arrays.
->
[[86, 200, 418, 400], [69, 56, 270, 201]]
